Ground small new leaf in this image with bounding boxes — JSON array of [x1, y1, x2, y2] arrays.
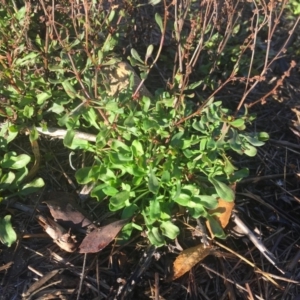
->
[[0, 215, 17, 247], [155, 13, 163, 33], [131, 48, 144, 64]]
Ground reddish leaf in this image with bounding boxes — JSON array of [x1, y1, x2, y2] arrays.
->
[[79, 219, 129, 253]]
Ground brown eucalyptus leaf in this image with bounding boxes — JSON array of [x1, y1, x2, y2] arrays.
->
[[171, 244, 213, 280], [79, 219, 129, 253], [43, 192, 94, 230]]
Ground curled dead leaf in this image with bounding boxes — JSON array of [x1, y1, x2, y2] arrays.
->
[[43, 193, 95, 230], [37, 215, 77, 253], [171, 244, 213, 280]]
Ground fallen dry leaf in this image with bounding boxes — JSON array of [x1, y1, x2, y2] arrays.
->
[[79, 219, 129, 253], [103, 61, 152, 98], [43, 192, 95, 230], [37, 215, 77, 252], [171, 244, 213, 280], [210, 198, 235, 228]]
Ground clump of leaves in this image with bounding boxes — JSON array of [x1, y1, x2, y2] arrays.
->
[[72, 94, 268, 246], [0, 123, 44, 199]]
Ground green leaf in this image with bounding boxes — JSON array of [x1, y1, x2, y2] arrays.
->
[[131, 140, 144, 156], [62, 80, 77, 99], [108, 9, 116, 22], [142, 119, 159, 131], [119, 223, 133, 242], [149, 198, 160, 220], [63, 129, 75, 147], [87, 165, 101, 182], [229, 168, 249, 183], [75, 167, 93, 184], [111, 140, 131, 152], [257, 132, 269, 141], [0, 215, 17, 247], [243, 143, 257, 157], [229, 119, 245, 128], [23, 105, 34, 118], [67, 138, 90, 150], [161, 171, 170, 183], [189, 203, 206, 218], [15, 52, 40, 66], [173, 193, 190, 206], [110, 191, 130, 210], [209, 177, 234, 201], [0, 172, 16, 190], [145, 44, 154, 63], [15, 6, 26, 20], [124, 115, 135, 127], [147, 227, 165, 246], [170, 131, 184, 149], [160, 221, 179, 239], [1, 152, 31, 169], [197, 195, 218, 209], [131, 48, 144, 64], [37, 91, 52, 105], [223, 156, 236, 175], [206, 215, 226, 239], [48, 103, 65, 114], [102, 186, 119, 196], [155, 13, 163, 33], [13, 167, 28, 186], [186, 80, 203, 90], [122, 204, 138, 219], [19, 178, 45, 195], [242, 135, 265, 146], [148, 169, 159, 194], [142, 96, 151, 112], [29, 127, 39, 142], [0, 124, 18, 144], [90, 184, 106, 201]]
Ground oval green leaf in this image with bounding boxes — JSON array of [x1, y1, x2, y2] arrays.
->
[[160, 221, 179, 239], [148, 169, 159, 194], [110, 191, 130, 210], [0, 215, 17, 247], [209, 177, 234, 201]]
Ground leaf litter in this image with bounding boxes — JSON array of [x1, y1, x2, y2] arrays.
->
[[42, 192, 129, 253]]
